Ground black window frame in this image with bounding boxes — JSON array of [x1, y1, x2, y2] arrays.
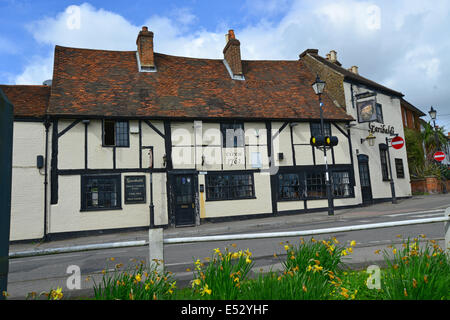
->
[[310, 122, 331, 137], [331, 171, 353, 198], [395, 158, 405, 179], [379, 144, 390, 181], [375, 103, 384, 123], [220, 122, 245, 148], [205, 171, 255, 201], [278, 173, 306, 201], [81, 174, 122, 211], [277, 167, 354, 201], [103, 120, 130, 147]]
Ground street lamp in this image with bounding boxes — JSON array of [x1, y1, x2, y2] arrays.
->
[[428, 106, 437, 123], [312, 75, 334, 216], [428, 106, 440, 148]]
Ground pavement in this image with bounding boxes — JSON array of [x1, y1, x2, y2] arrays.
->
[[6, 194, 450, 299]]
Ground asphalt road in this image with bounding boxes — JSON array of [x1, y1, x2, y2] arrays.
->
[[6, 206, 448, 299]]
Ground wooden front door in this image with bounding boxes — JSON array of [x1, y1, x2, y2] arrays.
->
[[358, 154, 373, 204], [173, 174, 196, 226]]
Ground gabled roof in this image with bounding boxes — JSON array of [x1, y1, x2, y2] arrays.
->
[[300, 49, 404, 98], [0, 85, 50, 118], [401, 98, 426, 117], [48, 45, 353, 121]]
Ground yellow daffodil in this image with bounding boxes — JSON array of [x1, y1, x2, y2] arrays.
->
[[145, 283, 150, 291], [313, 265, 323, 273], [392, 248, 397, 254], [200, 284, 212, 296], [350, 240, 356, 247], [191, 279, 201, 288], [302, 284, 307, 292], [284, 245, 290, 251], [213, 248, 221, 254], [374, 249, 381, 254], [347, 247, 353, 253], [341, 250, 348, 256], [246, 257, 252, 264], [135, 274, 142, 282], [51, 287, 63, 300]]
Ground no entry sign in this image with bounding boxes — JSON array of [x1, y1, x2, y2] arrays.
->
[[391, 136, 404, 150], [433, 151, 445, 162]]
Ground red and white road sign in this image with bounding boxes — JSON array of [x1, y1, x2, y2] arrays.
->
[[433, 151, 445, 162], [391, 136, 404, 150]]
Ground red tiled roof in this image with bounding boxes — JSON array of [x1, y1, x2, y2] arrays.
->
[[48, 45, 353, 121], [0, 85, 50, 118]]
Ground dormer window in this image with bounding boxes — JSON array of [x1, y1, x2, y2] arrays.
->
[[103, 120, 129, 147]]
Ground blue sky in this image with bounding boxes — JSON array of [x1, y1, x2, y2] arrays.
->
[[1, 0, 450, 127]]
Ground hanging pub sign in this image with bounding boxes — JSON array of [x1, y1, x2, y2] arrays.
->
[[357, 99, 377, 123], [125, 176, 146, 204]]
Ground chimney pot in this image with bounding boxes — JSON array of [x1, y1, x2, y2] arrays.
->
[[350, 66, 359, 74], [326, 53, 331, 60], [329, 50, 337, 63], [228, 30, 235, 40]]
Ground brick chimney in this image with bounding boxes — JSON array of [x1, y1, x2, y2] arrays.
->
[[136, 26, 155, 70], [349, 66, 359, 74], [329, 50, 337, 63], [223, 30, 243, 78]]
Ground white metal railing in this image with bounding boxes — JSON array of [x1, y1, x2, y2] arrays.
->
[[10, 207, 450, 267]]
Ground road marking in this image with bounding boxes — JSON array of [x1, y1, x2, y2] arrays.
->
[[9, 253, 83, 263], [386, 209, 444, 217], [412, 212, 446, 218]]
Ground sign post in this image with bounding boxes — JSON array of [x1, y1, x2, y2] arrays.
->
[[0, 89, 13, 299]]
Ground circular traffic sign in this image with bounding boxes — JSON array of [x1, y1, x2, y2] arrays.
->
[[433, 151, 445, 162], [391, 136, 404, 150]]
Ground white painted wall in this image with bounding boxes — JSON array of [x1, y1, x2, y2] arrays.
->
[[343, 82, 412, 200], [10, 121, 46, 241], [49, 172, 167, 234]]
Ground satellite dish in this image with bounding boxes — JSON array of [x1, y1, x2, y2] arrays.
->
[[42, 80, 52, 86]]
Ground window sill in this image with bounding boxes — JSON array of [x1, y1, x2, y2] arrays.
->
[[102, 145, 130, 148], [205, 196, 257, 202], [80, 207, 123, 212], [278, 195, 355, 202]]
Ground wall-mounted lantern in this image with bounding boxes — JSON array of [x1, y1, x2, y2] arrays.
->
[[361, 132, 376, 147]]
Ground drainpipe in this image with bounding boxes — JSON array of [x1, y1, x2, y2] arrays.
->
[[43, 117, 50, 241]]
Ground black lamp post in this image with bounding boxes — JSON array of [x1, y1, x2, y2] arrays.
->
[[429, 106, 439, 147], [312, 75, 334, 216], [428, 106, 446, 193]]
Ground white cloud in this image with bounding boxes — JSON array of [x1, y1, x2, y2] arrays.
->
[[14, 54, 53, 85], [13, 1, 450, 117]]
